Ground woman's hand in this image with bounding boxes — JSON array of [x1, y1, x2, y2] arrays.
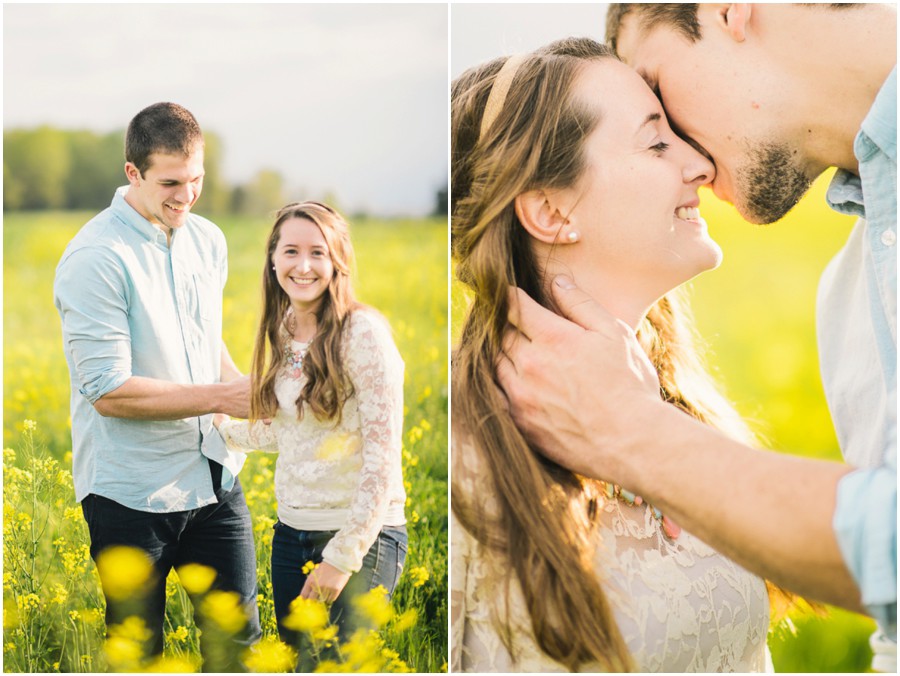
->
[[300, 562, 351, 603], [212, 412, 230, 429]]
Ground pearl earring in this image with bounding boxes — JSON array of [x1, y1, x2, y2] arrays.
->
[[566, 230, 580, 243]]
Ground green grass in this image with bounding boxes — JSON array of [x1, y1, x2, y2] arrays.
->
[[3, 209, 448, 672]]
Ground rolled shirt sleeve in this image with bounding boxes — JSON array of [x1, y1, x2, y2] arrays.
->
[[834, 465, 897, 633], [54, 247, 133, 404]]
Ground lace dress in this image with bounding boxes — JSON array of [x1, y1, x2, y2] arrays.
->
[[451, 438, 772, 673], [219, 310, 406, 574]]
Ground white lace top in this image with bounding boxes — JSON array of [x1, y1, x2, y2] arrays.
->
[[219, 310, 406, 574], [451, 438, 772, 673]]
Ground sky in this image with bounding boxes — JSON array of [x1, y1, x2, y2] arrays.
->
[[451, 4, 609, 77], [3, 3, 448, 216]]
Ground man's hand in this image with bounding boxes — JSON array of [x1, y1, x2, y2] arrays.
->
[[215, 375, 251, 419], [496, 276, 662, 478], [300, 562, 351, 603]]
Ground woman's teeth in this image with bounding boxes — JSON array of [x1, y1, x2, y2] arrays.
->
[[676, 206, 701, 221]]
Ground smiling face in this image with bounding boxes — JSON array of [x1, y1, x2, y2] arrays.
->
[[124, 148, 205, 232], [614, 9, 815, 224], [551, 58, 721, 316], [272, 217, 335, 313]]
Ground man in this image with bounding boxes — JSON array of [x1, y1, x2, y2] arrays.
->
[[498, 3, 896, 669], [54, 102, 261, 667]]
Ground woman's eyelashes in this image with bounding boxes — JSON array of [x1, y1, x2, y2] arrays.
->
[[650, 140, 670, 155]]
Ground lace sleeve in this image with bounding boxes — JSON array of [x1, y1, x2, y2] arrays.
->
[[450, 511, 468, 672], [218, 418, 279, 453], [322, 312, 404, 574]]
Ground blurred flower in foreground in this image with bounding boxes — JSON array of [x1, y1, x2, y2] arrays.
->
[[283, 596, 329, 633], [177, 563, 217, 595], [199, 590, 247, 634], [353, 586, 393, 628], [95, 546, 153, 600], [408, 566, 429, 588], [243, 636, 297, 673]]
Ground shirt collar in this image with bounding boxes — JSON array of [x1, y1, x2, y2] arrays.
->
[[826, 67, 897, 218], [110, 185, 171, 246]]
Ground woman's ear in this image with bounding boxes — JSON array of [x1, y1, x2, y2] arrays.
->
[[514, 190, 579, 245]]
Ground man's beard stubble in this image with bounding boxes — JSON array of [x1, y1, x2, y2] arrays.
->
[[735, 141, 813, 225]]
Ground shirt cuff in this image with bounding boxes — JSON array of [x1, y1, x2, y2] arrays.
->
[[79, 370, 130, 405], [833, 466, 897, 633]]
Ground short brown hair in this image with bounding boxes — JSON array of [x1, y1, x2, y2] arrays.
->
[[125, 102, 204, 176], [606, 3, 861, 54], [605, 4, 701, 55]]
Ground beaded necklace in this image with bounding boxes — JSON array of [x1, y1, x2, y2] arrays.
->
[[283, 311, 314, 378], [600, 481, 682, 540], [284, 341, 310, 376]]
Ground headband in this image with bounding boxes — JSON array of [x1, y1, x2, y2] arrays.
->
[[479, 54, 527, 140]]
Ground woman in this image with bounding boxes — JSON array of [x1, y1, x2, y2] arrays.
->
[[214, 202, 407, 652], [451, 38, 772, 672]]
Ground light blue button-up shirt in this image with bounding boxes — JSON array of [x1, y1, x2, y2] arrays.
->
[[818, 67, 897, 640], [54, 186, 245, 512]]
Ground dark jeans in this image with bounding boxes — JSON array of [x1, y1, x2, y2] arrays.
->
[[271, 521, 407, 649], [81, 460, 261, 670]]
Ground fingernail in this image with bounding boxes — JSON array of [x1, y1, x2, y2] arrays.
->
[[554, 274, 576, 290]]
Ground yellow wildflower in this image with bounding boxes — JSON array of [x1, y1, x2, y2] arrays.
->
[[176, 563, 217, 595], [392, 608, 418, 632], [104, 636, 143, 670], [166, 625, 190, 643], [50, 583, 69, 605], [301, 560, 319, 575], [199, 590, 247, 633], [408, 566, 429, 588], [109, 616, 152, 643], [420, 418, 431, 431], [17, 593, 40, 612], [69, 610, 81, 621], [95, 546, 154, 600], [313, 625, 338, 642], [23, 419, 36, 432], [410, 510, 420, 524], [242, 636, 297, 673], [352, 586, 393, 628], [3, 448, 15, 465], [282, 596, 329, 633]]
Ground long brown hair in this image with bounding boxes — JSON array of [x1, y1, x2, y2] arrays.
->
[[451, 37, 760, 672], [250, 201, 359, 425]]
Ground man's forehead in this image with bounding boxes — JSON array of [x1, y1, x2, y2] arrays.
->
[[612, 14, 663, 93]]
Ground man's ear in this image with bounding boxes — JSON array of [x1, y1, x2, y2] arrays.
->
[[124, 162, 142, 187], [717, 4, 751, 42], [514, 189, 578, 245]]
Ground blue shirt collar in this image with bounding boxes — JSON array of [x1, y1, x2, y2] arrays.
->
[[110, 185, 171, 246], [826, 66, 897, 218]]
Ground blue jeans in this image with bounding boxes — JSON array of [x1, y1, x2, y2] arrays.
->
[[81, 460, 261, 670], [270, 521, 407, 648]]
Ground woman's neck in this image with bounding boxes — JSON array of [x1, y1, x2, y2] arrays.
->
[[287, 304, 319, 342]]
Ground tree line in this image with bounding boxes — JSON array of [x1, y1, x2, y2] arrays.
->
[[4, 126, 292, 216], [4, 127, 448, 218]]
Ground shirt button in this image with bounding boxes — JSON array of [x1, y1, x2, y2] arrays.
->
[[881, 229, 896, 247]]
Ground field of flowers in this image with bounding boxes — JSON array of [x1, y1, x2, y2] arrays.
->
[[3, 210, 448, 672], [451, 172, 877, 673]]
